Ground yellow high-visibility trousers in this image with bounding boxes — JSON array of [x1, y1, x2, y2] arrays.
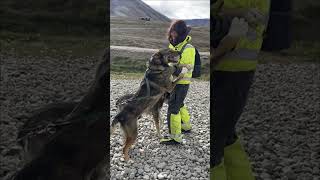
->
[[180, 106, 192, 131]]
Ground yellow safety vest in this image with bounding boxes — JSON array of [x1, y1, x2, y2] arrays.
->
[[169, 35, 195, 84], [213, 0, 270, 72]]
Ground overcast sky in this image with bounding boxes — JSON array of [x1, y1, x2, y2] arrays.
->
[[142, 0, 210, 19]]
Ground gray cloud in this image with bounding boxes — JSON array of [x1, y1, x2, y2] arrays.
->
[[142, 0, 210, 19]]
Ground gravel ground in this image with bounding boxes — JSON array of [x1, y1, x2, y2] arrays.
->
[[1, 52, 319, 180], [110, 80, 210, 180], [0, 54, 101, 179], [240, 63, 320, 180]]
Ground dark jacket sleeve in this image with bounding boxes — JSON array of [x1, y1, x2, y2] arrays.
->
[[173, 65, 182, 76]]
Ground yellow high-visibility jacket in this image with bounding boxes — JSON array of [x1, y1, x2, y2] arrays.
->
[[213, 0, 270, 72], [169, 35, 195, 84]]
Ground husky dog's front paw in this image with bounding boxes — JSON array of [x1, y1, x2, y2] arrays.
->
[[170, 75, 174, 82], [124, 154, 130, 162]]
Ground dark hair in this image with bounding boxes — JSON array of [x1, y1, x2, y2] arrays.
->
[[167, 20, 191, 45]]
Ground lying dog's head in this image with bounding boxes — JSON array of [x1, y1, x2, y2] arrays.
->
[[66, 49, 108, 120], [149, 48, 180, 66], [95, 49, 108, 87], [87, 49, 108, 105]]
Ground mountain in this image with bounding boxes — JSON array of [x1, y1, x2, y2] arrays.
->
[[184, 19, 210, 27], [110, 0, 170, 22]]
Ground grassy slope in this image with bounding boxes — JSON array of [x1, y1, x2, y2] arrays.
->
[[110, 17, 210, 80], [261, 2, 320, 63], [260, 41, 320, 64], [0, 0, 107, 59], [0, 0, 106, 35], [0, 31, 107, 58], [111, 17, 210, 52]]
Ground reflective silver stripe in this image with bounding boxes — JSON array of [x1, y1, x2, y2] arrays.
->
[[184, 44, 193, 49], [178, 64, 194, 71], [179, 77, 193, 82], [224, 49, 259, 61], [246, 28, 258, 41]]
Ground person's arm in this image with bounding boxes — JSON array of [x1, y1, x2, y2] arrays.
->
[[211, 17, 248, 66], [170, 64, 189, 77], [173, 66, 182, 76], [211, 35, 239, 66]]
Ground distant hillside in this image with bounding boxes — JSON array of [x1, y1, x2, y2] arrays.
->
[[110, 0, 170, 22], [184, 19, 210, 27]]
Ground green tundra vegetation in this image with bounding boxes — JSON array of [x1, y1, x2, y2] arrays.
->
[[0, 0, 106, 35], [0, 0, 107, 58], [262, 0, 320, 62]]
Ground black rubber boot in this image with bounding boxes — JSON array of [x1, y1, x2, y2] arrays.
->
[[182, 129, 191, 134], [160, 135, 181, 145]]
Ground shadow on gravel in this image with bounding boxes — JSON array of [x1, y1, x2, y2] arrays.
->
[[3, 49, 109, 180]]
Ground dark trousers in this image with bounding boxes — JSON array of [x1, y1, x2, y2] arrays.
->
[[167, 84, 190, 131], [210, 71, 255, 167]]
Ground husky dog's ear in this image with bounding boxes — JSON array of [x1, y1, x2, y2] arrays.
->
[[168, 49, 180, 57], [165, 49, 180, 64], [158, 48, 171, 55], [158, 49, 170, 65], [94, 50, 108, 90], [150, 51, 163, 65]]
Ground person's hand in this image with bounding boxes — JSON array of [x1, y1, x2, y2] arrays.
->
[[227, 17, 248, 38], [180, 64, 193, 70], [168, 62, 178, 67], [181, 67, 189, 74]]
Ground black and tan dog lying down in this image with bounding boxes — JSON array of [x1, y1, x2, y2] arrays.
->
[[11, 49, 108, 180], [111, 48, 187, 161]]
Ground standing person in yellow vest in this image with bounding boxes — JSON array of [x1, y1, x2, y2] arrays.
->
[[160, 20, 195, 145], [211, 0, 270, 179]]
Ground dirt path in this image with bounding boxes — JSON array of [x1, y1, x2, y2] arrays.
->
[[110, 45, 210, 56]]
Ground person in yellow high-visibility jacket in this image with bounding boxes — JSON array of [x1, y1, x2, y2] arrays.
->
[[211, 0, 270, 179], [160, 20, 195, 145]]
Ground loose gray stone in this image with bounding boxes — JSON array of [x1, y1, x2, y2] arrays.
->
[[156, 162, 166, 169]]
